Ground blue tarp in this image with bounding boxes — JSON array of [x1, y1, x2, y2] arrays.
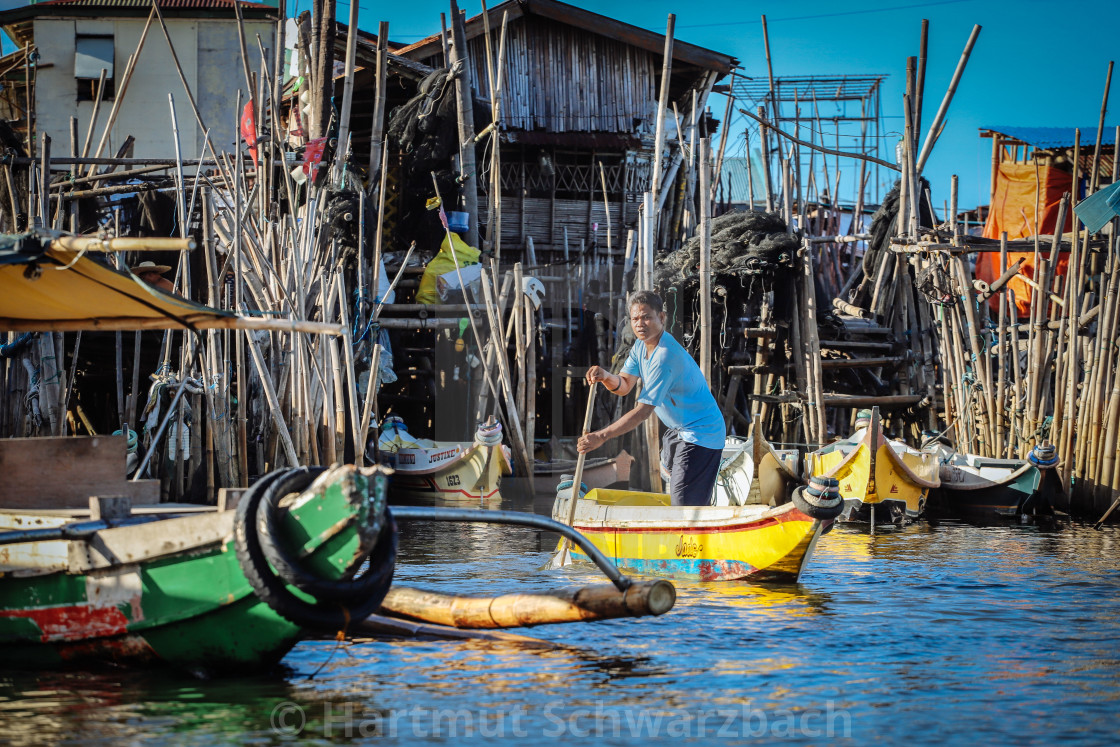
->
[[1073, 181, 1120, 234]]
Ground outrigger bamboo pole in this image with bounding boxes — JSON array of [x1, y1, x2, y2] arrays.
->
[[379, 580, 675, 629]]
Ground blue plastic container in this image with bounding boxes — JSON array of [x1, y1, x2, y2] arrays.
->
[[447, 211, 469, 233]]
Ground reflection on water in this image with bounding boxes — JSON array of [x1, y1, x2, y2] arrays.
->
[[3, 487, 1120, 744]]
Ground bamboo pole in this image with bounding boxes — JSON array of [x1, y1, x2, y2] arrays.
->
[[380, 579, 675, 629], [650, 14, 675, 199], [449, 1, 480, 248], [368, 22, 390, 181], [1088, 61, 1113, 192], [698, 137, 712, 383], [801, 238, 826, 446], [739, 108, 900, 172], [749, 107, 772, 213], [85, 7, 157, 177], [334, 0, 360, 168], [915, 25, 981, 173], [479, 268, 533, 482]]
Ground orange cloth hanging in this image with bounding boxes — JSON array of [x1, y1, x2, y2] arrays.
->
[[977, 163, 1072, 317]]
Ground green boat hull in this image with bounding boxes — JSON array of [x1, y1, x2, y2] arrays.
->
[[0, 465, 384, 674]]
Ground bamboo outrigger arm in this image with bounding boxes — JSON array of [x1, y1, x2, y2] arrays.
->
[[380, 580, 675, 629], [390, 506, 632, 591], [0, 315, 344, 336], [49, 236, 196, 253]]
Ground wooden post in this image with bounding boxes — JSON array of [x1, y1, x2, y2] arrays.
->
[[368, 22, 389, 181], [449, 1, 480, 249], [698, 137, 712, 383], [334, 0, 361, 167], [650, 15, 675, 199], [801, 237, 826, 446]]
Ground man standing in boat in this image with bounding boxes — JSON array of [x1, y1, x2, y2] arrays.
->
[[578, 290, 725, 506]]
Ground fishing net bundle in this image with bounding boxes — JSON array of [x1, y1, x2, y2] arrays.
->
[[322, 188, 364, 261], [650, 210, 799, 365], [653, 210, 799, 291], [0, 120, 28, 232], [914, 258, 957, 306], [386, 66, 460, 168], [385, 66, 490, 255]]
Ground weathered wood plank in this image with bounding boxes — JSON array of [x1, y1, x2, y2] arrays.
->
[[0, 436, 158, 509]]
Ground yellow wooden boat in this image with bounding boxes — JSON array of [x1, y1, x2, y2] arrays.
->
[[807, 407, 939, 523], [550, 424, 836, 582], [550, 490, 828, 582]]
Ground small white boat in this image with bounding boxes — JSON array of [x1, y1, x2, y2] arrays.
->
[[377, 418, 511, 501], [713, 419, 803, 506]]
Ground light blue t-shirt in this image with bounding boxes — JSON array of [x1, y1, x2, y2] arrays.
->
[[621, 332, 725, 450]]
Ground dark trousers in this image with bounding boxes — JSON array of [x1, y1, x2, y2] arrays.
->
[[660, 428, 722, 506]]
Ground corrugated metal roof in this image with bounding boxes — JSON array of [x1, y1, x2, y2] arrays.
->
[[32, 0, 273, 9], [981, 126, 1117, 149]]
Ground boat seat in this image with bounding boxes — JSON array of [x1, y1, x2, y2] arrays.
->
[[586, 489, 671, 507], [973, 459, 1023, 469]]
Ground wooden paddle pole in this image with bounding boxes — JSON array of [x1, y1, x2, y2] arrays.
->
[[549, 381, 598, 568]]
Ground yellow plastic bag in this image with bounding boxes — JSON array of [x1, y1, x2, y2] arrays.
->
[[416, 233, 481, 304]]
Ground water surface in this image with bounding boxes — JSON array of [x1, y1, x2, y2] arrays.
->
[[2, 491, 1118, 745]]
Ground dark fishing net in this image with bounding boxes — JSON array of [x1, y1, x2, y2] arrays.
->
[[386, 67, 459, 168], [0, 120, 28, 232], [386, 66, 490, 254], [137, 189, 177, 237], [323, 188, 362, 259], [914, 259, 957, 306], [653, 210, 799, 291]]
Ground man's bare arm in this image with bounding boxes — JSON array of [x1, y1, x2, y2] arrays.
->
[[585, 366, 638, 397], [576, 403, 655, 454]]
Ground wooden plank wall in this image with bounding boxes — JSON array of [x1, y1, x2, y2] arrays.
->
[[0, 435, 158, 509], [468, 16, 657, 133], [495, 196, 625, 255]]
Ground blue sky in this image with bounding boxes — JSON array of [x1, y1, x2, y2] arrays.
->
[[4, 0, 1117, 208]]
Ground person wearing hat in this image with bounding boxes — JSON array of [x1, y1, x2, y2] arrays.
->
[[130, 261, 175, 293]]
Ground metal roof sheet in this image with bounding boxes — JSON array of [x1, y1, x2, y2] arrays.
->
[[981, 125, 1117, 149], [31, 0, 273, 9]]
